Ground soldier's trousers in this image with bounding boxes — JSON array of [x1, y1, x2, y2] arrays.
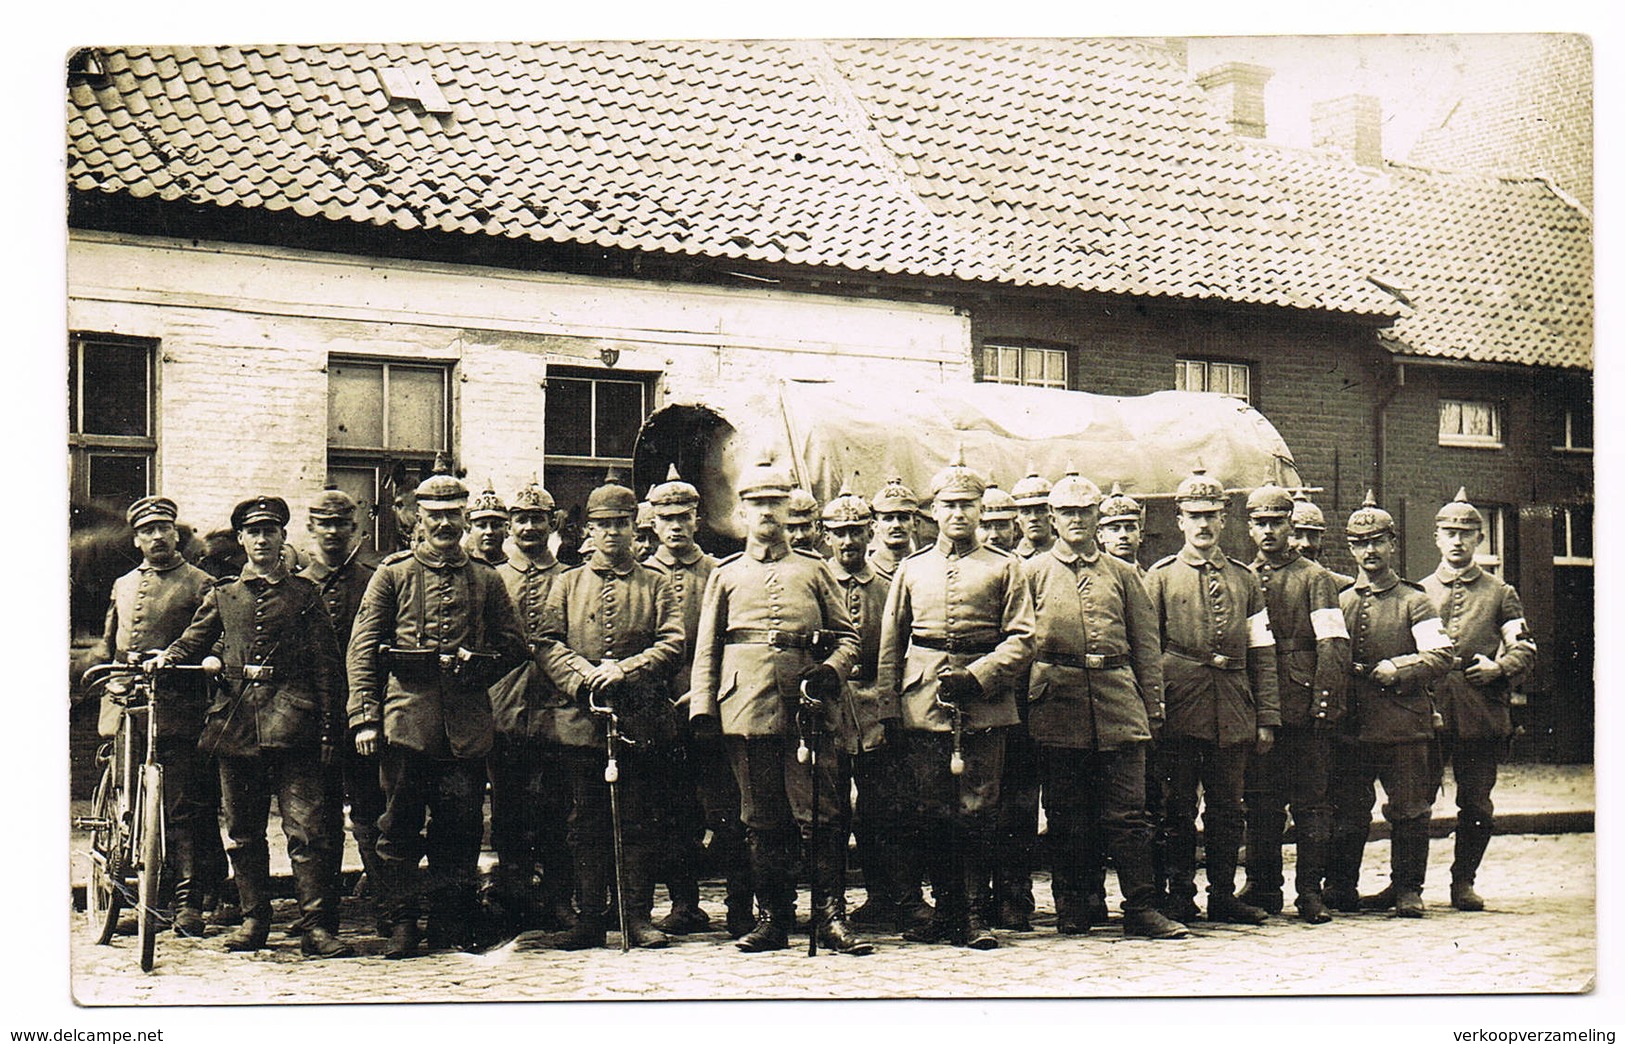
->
[[850, 737, 916, 910], [218, 749, 334, 926], [1243, 724, 1333, 899], [149, 733, 215, 913], [375, 749, 485, 929], [1429, 734, 1501, 886], [1327, 740, 1432, 895], [663, 728, 747, 911], [900, 727, 1005, 919], [562, 745, 666, 920], [1162, 737, 1249, 904], [488, 734, 573, 917], [991, 725, 1041, 911], [1043, 742, 1159, 916], [726, 735, 850, 918]]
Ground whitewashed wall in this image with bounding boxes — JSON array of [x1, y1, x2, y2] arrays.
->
[[68, 230, 972, 533]]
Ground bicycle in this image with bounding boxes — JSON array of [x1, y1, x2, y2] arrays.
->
[[75, 655, 218, 972]]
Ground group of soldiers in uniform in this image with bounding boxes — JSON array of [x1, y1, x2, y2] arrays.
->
[[92, 446, 1534, 960]]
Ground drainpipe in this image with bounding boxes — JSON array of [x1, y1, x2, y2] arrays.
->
[[1374, 360, 1404, 505]]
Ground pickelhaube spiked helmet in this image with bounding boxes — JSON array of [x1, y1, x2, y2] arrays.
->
[[1097, 482, 1143, 525], [1434, 487, 1485, 531], [468, 480, 509, 522], [1010, 465, 1053, 507], [1290, 493, 1327, 532], [1346, 490, 1396, 539], [1173, 463, 1226, 512], [928, 446, 988, 500], [308, 485, 358, 521], [736, 450, 794, 501], [871, 476, 919, 514], [647, 464, 700, 515], [786, 487, 821, 523], [511, 475, 556, 514], [1245, 482, 1294, 519], [821, 476, 874, 529], [980, 481, 1018, 521], [414, 466, 469, 510], [1048, 467, 1102, 510]]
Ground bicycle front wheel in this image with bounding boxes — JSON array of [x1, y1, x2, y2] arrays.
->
[[136, 764, 164, 972], [84, 764, 124, 945]]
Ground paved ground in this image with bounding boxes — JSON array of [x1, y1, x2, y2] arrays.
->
[[69, 831, 1594, 1005]]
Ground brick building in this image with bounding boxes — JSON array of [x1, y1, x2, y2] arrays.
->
[[66, 39, 1590, 766]]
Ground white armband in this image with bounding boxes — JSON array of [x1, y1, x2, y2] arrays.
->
[[1501, 617, 1532, 647], [1247, 609, 1275, 648], [1411, 617, 1452, 653], [1310, 607, 1350, 641]]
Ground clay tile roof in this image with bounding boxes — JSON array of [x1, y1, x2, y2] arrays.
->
[[1242, 140, 1592, 370], [68, 40, 1398, 316]]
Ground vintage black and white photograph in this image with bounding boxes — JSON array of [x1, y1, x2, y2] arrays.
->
[[53, 20, 1596, 1018]]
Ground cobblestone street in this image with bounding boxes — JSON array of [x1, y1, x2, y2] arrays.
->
[[67, 832, 1594, 1005]]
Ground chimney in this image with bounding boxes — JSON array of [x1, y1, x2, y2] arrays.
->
[[1312, 94, 1384, 168], [1196, 62, 1273, 138]]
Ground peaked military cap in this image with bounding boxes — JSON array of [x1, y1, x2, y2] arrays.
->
[[821, 477, 874, 529], [1098, 482, 1143, 525], [736, 451, 795, 501], [231, 494, 291, 531], [1435, 487, 1485, 531], [980, 481, 1018, 521], [871, 476, 919, 514], [468, 480, 510, 522], [1246, 482, 1295, 519], [1174, 463, 1226, 512], [1346, 490, 1396, 539], [309, 485, 358, 521], [127, 495, 178, 530], [1048, 468, 1102, 509], [586, 482, 639, 520], [1010, 465, 1053, 507], [414, 472, 469, 511], [648, 464, 700, 515], [1290, 493, 1328, 531], [929, 446, 988, 500], [787, 487, 821, 523], [511, 476, 556, 514]]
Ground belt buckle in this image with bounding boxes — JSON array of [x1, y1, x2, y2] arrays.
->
[[438, 653, 456, 672], [766, 628, 783, 647], [242, 664, 272, 682], [1084, 653, 1106, 669], [1209, 653, 1233, 670]]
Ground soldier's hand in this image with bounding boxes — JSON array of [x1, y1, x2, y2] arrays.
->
[[936, 666, 982, 704], [354, 725, 380, 757], [798, 663, 842, 703], [142, 650, 169, 673], [585, 661, 628, 693], [1255, 726, 1276, 755], [1371, 659, 1400, 687], [1463, 654, 1504, 686], [671, 690, 692, 715]]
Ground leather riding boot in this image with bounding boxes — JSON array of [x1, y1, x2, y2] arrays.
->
[[892, 844, 935, 931], [657, 872, 710, 935], [1206, 832, 1268, 925], [849, 836, 899, 928], [1391, 820, 1430, 918], [223, 916, 270, 952], [1323, 831, 1369, 912], [622, 848, 670, 949], [813, 833, 873, 955], [903, 840, 963, 945], [383, 921, 421, 959], [170, 874, 206, 937], [292, 852, 335, 944], [1080, 866, 1110, 926], [558, 846, 612, 951], [226, 841, 273, 924], [736, 837, 793, 952], [1295, 828, 1334, 924], [300, 925, 356, 958], [816, 896, 876, 956], [962, 847, 998, 950], [1123, 907, 1191, 940], [725, 870, 757, 940], [1451, 822, 1493, 911], [1242, 807, 1287, 901]]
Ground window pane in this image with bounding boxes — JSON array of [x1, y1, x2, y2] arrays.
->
[[329, 361, 384, 449], [1228, 364, 1250, 400], [1044, 349, 1066, 385], [596, 381, 644, 459], [1439, 401, 1463, 437], [982, 347, 998, 379], [999, 348, 1021, 384], [545, 377, 594, 457], [1463, 402, 1495, 438], [87, 452, 148, 504], [1571, 506, 1593, 560], [80, 342, 149, 437], [388, 366, 447, 452]]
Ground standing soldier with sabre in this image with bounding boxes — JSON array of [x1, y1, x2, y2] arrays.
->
[[689, 453, 867, 955], [879, 449, 1034, 950], [1236, 484, 1351, 924], [537, 478, 686, 950], [347, 473, 528, 957], [1418, 489, 1535, 912]]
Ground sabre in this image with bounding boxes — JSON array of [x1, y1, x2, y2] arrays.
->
[[935, 688, 966, 776], [589, 684, 631, 953], [797, 679, 819, 957]]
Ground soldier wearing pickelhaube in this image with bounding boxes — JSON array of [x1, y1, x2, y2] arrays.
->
[[1237, 483, 1351, 924], [466, 481, 510, 567], [1419, 488, 1535, 912], [347, 472, 528, 957], [978, 481, 1020, 552], [297, 486, 384, 937], [824, 479, 931, 934], [1291, 493, 1354, 589], [1323, 493, 1453, 919], [1098, 482, 1146, 573], [486, 476, 574, 933], [1023, 472, 1188, 939], [644, 464, 750, 938], [878, 449, 1035, 950], [689, 452, 866, 955], [1011, 466, 1056, 559], [536, 478, 686, 950], [162, 495, 350, 957], [786, 486, 831, 558], [1143, 465, 1280, 926], [868, 476, 920, 580], [97, 495, 220, 938], [634, 500, 658, 562]]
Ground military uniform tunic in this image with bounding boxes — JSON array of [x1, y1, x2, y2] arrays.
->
[[298, 551, 377, 660], [647, 543, 719, 701], [828, 557, 896, 752], [1420, 564, 1533, 742], [99, 559, 216, 737]]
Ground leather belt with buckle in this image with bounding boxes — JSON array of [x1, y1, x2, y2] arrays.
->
[[1036, 651, 1131, 670], [227, 664, 276, 682], [1165, 643, 1246, 671], [725, 628, 819, 650], [910, 634, 1001, 655]]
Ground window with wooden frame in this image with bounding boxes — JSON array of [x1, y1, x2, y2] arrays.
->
[[543, 365, 657, 526], [1553, 505, 1593, 566], [69, 332, 156, 515], [981, 344, 1069, 389], [1554, 403, 1592, 453], [1175, 358, 1251, 403], [1473, 505, 1510, 576], [1438, 398, 1503, 448], [326, 357, 453, 553]]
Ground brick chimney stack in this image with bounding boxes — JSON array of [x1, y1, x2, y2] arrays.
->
[[1312, 94, 1384, 168], [1196, 62, 1273, 138]]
